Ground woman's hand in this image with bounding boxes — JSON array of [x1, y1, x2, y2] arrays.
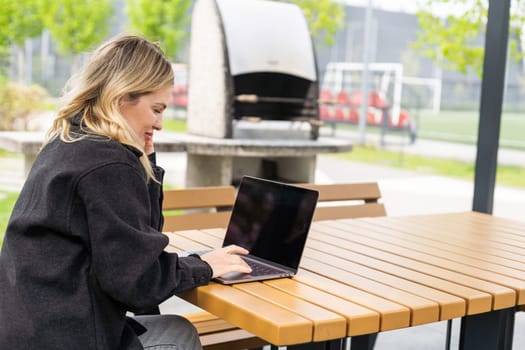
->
[[200, 245, 252, 278], [144, 133, 154, 155]]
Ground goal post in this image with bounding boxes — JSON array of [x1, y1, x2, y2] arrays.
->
[[321, 62, 442, 123]]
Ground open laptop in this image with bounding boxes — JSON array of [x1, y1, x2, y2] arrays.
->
[[213, 175, 319, 284]]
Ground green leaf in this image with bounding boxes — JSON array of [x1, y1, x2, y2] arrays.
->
[[41, 0, 113, 55], [413, 0, 525, 77], [125, 0, 192, 61]]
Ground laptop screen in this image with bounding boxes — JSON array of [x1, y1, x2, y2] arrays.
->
[[223, 176, 319, 270]]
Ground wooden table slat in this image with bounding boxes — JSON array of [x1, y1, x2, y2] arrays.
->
[[303, 246, 466, 320], [166, 231, 211, 251], [313, 221, 525, 304], [360, 216, 525, 258], [308, 230, 515, 312], [265, 278, 380, 336], [406, 212, 525, 240], [234, 282, 347, 341], [179, 283, 313, 345], [306, 236, 490, 316], [355, 217, 525, 272], [295, 270, 410, 331], [177, 229, 224, 247], [352, 218, 525, 267], [300, 256, 440, 326]]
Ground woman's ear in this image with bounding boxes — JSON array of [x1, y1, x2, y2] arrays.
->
[[117, 94, 132, 110], [118, 94, 130, 104]]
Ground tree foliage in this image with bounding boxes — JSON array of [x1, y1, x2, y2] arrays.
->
[[2, 0, 44, 47], [125, 0, 193, 61], [40, 0, 114, 55], [0, 0, 45, 80], [413, 0, 525, 76], [0, 1, 10, 50], [287, 0, 345, 46]]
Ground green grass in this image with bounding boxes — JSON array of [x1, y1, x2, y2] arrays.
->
[[415, 110, 525, 150], [162, 116, 187, 133], [0, 191, 18, 247], [337, 145, 525, 188], [162, 113, 525, 188], [0, 149, 17, 158], [331, 109, 525, 150]]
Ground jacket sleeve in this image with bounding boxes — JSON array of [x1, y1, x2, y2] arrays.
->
[[77, 161, 212, 312]]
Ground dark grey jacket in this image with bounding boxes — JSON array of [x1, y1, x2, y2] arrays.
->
[[0, 132, 212, 349]]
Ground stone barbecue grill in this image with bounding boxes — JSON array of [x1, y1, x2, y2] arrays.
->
[[183, 0, 352, 187]]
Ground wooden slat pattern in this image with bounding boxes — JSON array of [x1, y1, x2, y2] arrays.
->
[[169, 212, 525, 347], [300, 182, 387, 221], [359, 216, 525, 272], [313, 203, 386, 220], [305, 239, 476, 319], [373, 215, 525, 257], [297, 182, 382, 202], [179, 283, 313, 345], [294, 270, 410, 331], [163, 186, 236, 210], [300, 256, 440, 326], [234, 282, 347, 341], [163, 211, 232, 232], [321, 219, 525, 304], [162, 186, 235, 232], [265, 278, 380, 336], [308, 224, 515, 312]]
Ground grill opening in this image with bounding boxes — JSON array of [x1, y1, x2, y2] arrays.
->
[[233, 72, 318, 122]]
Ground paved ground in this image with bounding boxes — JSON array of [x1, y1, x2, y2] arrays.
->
[[1, 124, 524, 349]]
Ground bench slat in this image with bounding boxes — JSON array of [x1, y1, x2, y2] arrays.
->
[[163, 186, 236, 210], [163, 211, 232, 232], [313, 203, 386, 221]]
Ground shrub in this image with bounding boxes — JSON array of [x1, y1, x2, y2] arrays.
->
[[0, 82, 49, 131]]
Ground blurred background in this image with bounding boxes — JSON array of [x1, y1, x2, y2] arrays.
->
[[1, 0, 524, 242]]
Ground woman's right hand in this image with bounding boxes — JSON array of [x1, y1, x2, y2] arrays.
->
[[200, 245, 252, 278]]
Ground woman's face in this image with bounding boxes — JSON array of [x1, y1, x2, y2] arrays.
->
[[118, 86, 171, 150]]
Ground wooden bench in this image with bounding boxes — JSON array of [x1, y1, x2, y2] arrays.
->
[[162, 182, 386, 349], [298, 182, 386, 220], [162, 185, 236, 231]]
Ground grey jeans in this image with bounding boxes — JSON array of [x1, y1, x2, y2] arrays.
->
[[133, 315, 203, 350]]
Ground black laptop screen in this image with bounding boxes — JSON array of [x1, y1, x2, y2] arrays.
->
[[223, 176, 319, 270]]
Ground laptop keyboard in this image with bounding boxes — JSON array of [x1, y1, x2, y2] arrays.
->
[[243, 257, 285, 276]]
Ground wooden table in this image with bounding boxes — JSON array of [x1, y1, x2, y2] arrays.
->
[[165, 211, 525, 349]]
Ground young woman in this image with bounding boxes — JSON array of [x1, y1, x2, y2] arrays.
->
[[0, 34, 251, 349]]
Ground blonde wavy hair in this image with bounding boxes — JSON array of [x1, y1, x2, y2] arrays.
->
[[45, 34, 174, 181]]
